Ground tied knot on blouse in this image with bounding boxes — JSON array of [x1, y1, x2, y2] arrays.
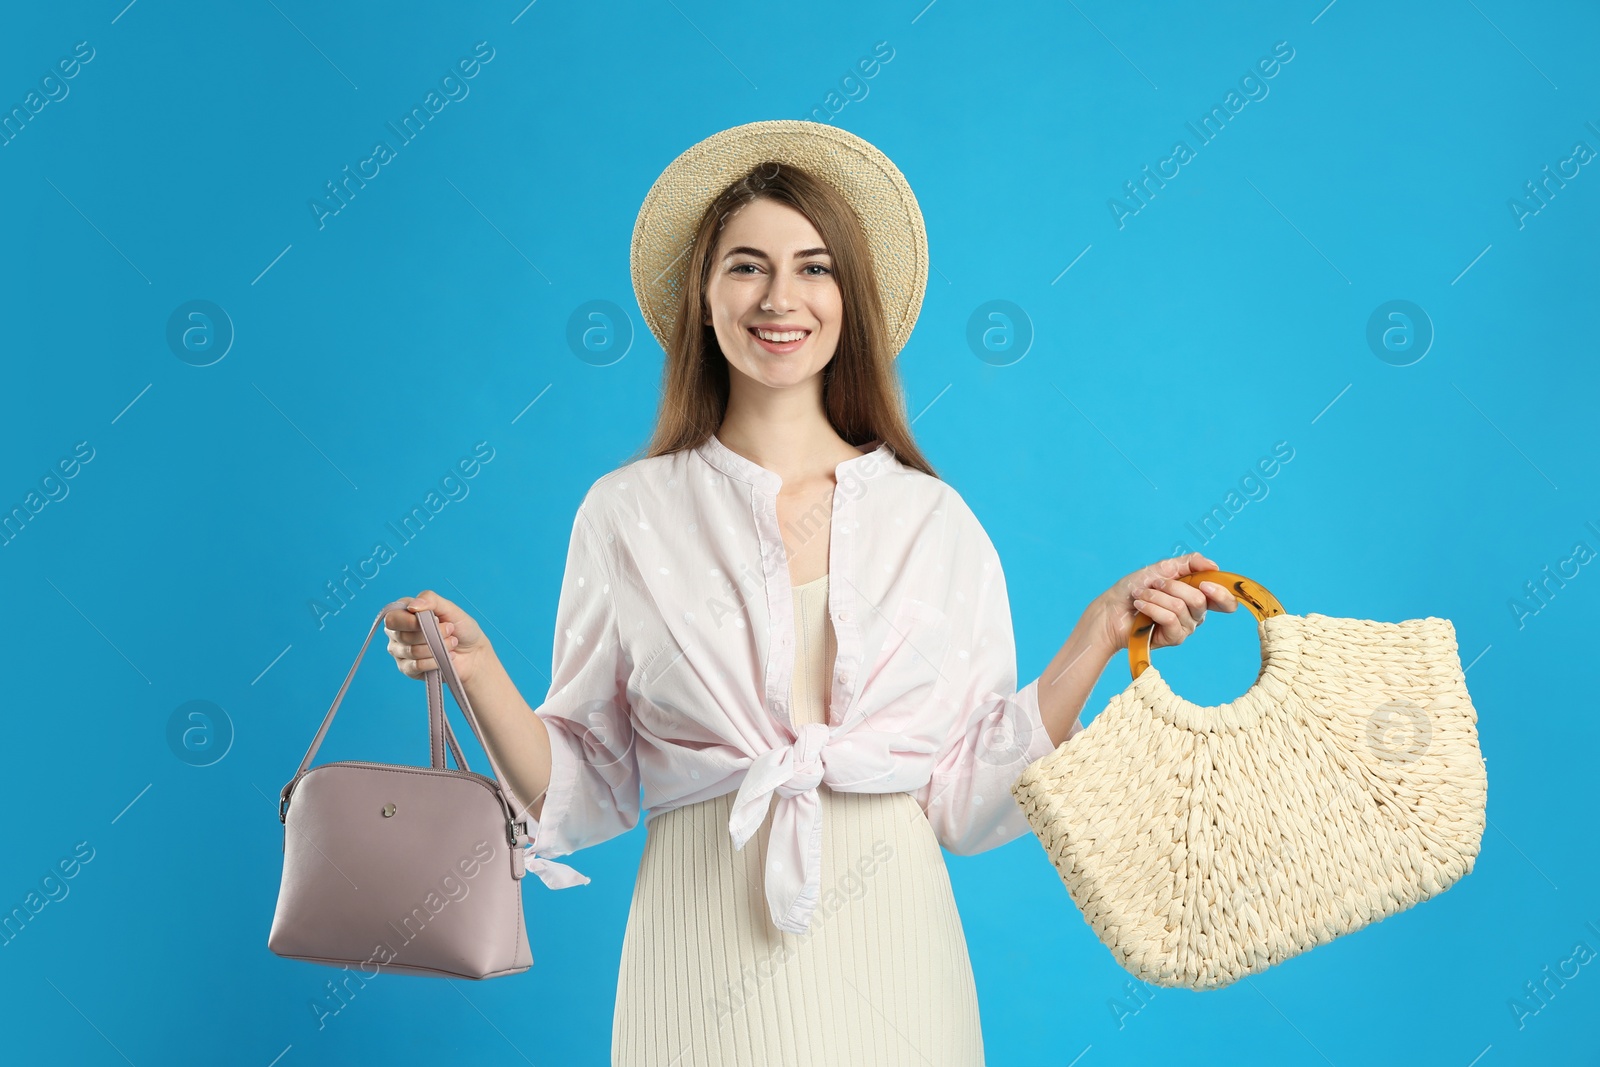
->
[[728, 722, 940, 934], [735, 722, 831, 814]]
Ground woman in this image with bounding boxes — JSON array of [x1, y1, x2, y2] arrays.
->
[[383, 122, 1237, 1065]]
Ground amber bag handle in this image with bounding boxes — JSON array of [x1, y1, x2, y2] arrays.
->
[[1128, 570, 1287, 679]]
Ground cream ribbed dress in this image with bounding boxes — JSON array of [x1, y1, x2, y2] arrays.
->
[[611, 573, 987, 1066]]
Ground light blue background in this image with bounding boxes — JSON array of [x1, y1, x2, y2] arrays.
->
[[2, 1, 1596, 1064]]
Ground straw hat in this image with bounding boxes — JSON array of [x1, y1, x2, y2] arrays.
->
[[630, 119, 928, 359]]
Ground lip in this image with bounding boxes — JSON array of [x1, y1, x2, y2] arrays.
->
[[747, 325, 810, 355]]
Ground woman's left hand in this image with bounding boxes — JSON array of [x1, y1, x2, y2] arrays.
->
[[1095, 552, 1240, 653]]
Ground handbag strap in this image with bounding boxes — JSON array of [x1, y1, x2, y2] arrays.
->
[[428, 668, 471, 772], [1127, 570, 1286, 679], [280, 600, 534, 855], [412, 606, 533, 835]]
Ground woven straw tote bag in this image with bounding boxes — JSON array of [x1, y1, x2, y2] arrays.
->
[[1011, 571, 1487, 991]]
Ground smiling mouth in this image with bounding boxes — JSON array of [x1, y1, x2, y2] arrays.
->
[[748, 327, 810, 352]]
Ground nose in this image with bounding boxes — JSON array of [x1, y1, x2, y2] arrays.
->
[[761, 268, 796, 314]]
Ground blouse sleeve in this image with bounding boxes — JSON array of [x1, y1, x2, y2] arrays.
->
[[911, 506, 1083, 855], [522, 498, 641, 888]]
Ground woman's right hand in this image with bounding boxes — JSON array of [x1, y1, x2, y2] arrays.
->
[[383, 590, 492, 686], [1092, 552, 1237, 654]]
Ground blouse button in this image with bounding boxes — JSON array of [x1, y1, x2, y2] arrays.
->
[[838, 611, 853, 623]]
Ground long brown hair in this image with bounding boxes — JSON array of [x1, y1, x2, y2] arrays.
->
[[630, 160, 937, 479]]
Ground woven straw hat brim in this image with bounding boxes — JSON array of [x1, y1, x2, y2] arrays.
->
[[630, 120, 928, 359]]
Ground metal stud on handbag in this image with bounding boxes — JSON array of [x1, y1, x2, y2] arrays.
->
[[268, 599, 536, 979], [1011, 571, 1488, 991]]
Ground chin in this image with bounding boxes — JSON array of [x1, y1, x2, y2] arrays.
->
[[739, 371, 807, 391]]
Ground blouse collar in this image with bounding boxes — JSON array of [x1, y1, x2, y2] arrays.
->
[[694, 432, 896, 493]]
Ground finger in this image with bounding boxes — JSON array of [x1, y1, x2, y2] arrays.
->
[[1120, 569, 1152, 592], [1132, 564, 1178, 594], [392, 591, 463, 638], [386, 590, 440, 632], [1156, 554, 1206, 582], [1140, 586, 1204, 631], [1151, 576, 1207, 621], [392, 592, 435, 626], [1132, 596, 1186, 648], [384, 605, 423, 634], [1198, 580, 1239, 611], [408, 590, 463, 622], [1134, 585, 1193, 623], [407, 634, 457, 659], [387, 623, 456, 657], [1146, 558, 1183, 583]]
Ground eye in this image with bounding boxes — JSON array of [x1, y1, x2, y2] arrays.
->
[[729, 263, 760, 275], [803, 263, 832, 276]]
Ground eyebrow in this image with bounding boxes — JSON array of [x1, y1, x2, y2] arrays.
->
[[721, 246, 831, 261]]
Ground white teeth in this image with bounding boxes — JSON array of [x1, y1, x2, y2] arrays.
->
[[753, 329, 807, 342]]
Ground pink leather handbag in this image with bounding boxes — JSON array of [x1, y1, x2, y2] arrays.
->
[[268, 599, 536, 979]]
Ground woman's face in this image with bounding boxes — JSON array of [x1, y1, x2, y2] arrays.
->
[[703, 198, 842, 391]]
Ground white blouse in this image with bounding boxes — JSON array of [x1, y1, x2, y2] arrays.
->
[[522, 432, 1081, 935]]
